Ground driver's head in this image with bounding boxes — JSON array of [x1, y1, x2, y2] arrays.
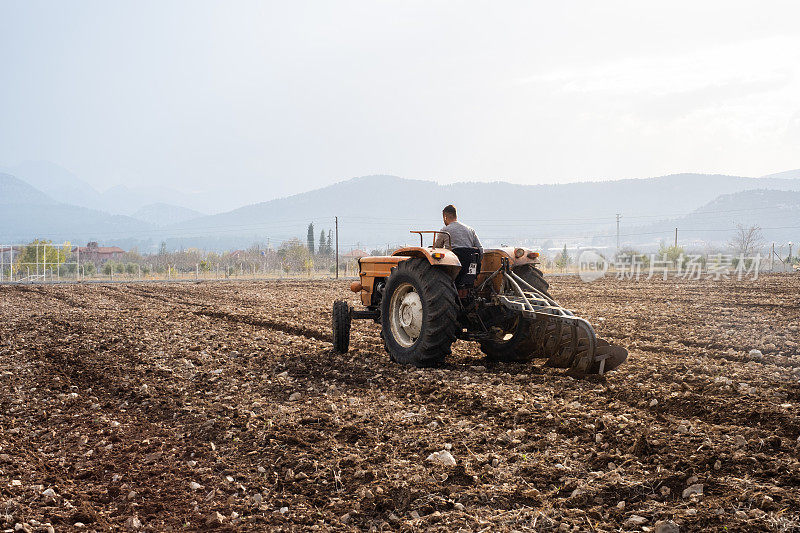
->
[[442, 204, 457, 225]]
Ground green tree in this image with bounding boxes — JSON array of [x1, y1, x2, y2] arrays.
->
[[318, 229, 326, 255], [657, 242, 686, 268], [279, 238, 312, 272], [619, 247, 651, 268], [14, 240, 69, 275], [326, 230, 332, 256], [555, 245, 571, 270], [307, 223, 315, 254]]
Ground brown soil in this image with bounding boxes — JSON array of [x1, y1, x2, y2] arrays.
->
[[1, 275, 799, 531]]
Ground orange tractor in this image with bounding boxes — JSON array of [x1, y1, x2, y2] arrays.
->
[[332, 231, 626, 375]]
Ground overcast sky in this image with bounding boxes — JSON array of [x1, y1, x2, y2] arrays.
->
[[1, 0, 799, 200]]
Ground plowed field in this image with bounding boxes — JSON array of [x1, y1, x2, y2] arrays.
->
[[1, 275, 799, 532]]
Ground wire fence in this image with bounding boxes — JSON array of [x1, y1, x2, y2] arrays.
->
[[0, 242, 367, 284]]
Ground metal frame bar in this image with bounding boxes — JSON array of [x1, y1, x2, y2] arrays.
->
[[409, 230, 451, 249]]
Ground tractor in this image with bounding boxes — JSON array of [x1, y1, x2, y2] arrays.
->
[[331, 231, 627, 375]]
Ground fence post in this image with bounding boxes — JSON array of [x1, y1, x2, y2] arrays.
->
[[335, 216, 339, 279], [771, 243, 775, 272]]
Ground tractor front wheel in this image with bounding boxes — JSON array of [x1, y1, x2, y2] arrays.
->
[[381, 258, 458, 366], [332, 300, 352, 353]]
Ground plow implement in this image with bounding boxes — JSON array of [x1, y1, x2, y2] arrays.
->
[[496, 266, 627, 376]]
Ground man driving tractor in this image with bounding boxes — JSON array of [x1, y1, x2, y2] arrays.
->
[[331, 203, 627, 374], [433, 204, 482, 253]]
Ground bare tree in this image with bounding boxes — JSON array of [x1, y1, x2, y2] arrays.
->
[[728, 224, 765, 256]]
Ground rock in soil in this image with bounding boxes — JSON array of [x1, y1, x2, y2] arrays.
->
[[427, 450, 457, 466]]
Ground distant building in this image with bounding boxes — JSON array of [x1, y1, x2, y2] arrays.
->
[[0, 245, 24, 262], [342, 249, 368, 259], [71, 242, 125, 264]]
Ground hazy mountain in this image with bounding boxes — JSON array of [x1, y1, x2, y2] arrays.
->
[[132, 203, 204, 226], [760, 168, 800, 180], [2, 161, 243, 216], [4, 171, 800, 251], [0, 173, 58, 205], [163, 173, 800, 251], [0, 173, 152, 244], [631, 189, 800, 248], [1, 161, 102, 209]]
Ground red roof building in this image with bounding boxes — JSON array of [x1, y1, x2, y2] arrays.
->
[[71, 242, 125, 263], [342, 249, 368, 259]]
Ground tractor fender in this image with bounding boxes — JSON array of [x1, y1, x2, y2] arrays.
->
[[392, 247, 462, 279]]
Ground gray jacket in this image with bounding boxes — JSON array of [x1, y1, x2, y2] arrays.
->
[[434, 220, 483, 253]]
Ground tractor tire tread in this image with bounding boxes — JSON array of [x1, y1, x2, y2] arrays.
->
[[332, 300, 351, 353], [514, 264, 551, 298], [381, 258, 458, 366]]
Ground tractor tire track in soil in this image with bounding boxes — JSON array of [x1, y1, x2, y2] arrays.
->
[[1, 275, 799, 531]]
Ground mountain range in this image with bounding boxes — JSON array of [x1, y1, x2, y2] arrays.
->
[[2, 163, 800, 253], [0, 161, 225, 216], [0, 173, 155, 248]]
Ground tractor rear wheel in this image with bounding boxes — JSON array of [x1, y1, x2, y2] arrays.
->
[[381, 258, 458, 366], [479, 315, 538, 362], [513, 264, 551, 298], [332, 300, 352, 353]]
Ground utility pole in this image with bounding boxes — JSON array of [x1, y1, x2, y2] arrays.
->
[[615, 214, 622, 256], [335, 216, 339, 279], [674, 228, 678, 249]]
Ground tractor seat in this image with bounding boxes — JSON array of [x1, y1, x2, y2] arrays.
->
[[452, 247, 481, 289]]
